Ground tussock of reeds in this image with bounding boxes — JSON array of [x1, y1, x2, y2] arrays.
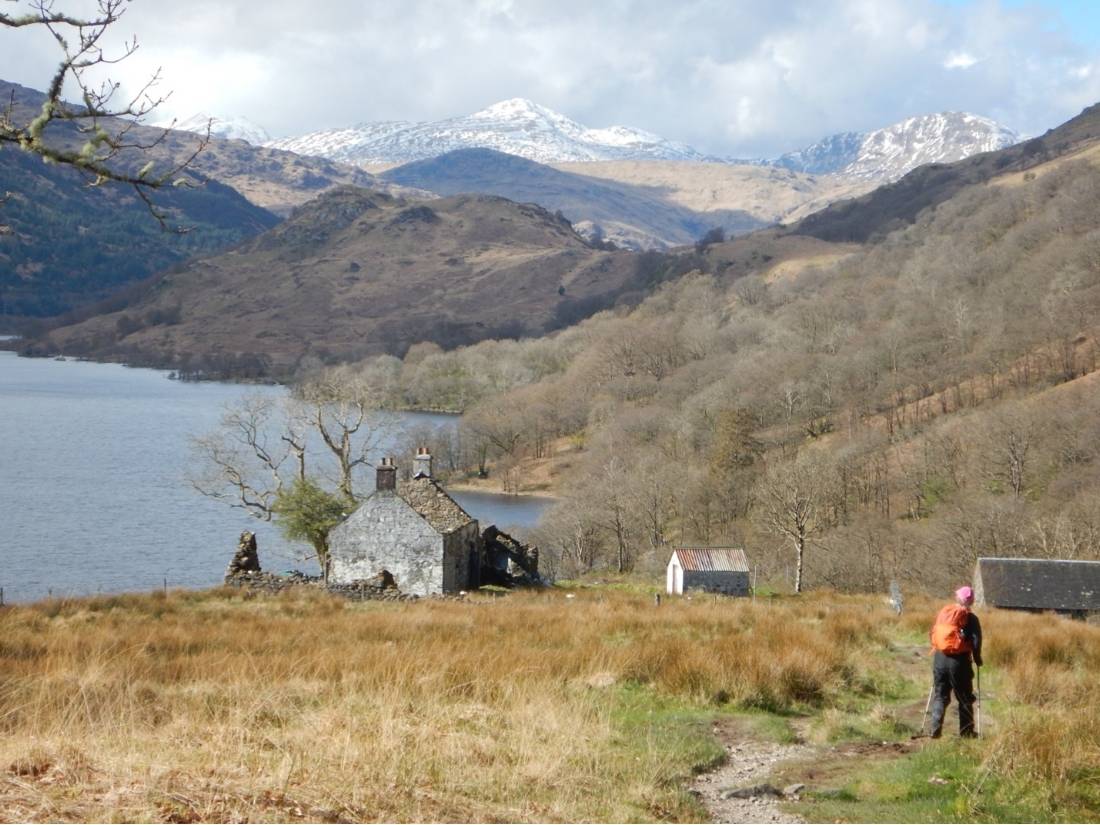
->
[[0, 588, 895, 823], [973, 610, 1100, 814]]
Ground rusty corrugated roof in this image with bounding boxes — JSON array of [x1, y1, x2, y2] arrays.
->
[[672, 547, 749, 572]]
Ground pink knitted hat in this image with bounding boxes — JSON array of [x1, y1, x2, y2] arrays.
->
[[956, 585, 974, 604]]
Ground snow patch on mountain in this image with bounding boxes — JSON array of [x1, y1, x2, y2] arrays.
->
[[155, 113, 271, 145], [266, 98, 715, 165], [773, 112, 1019, 181]]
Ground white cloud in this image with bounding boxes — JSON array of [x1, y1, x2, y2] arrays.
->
[[944, 51, 980, 69], [1, 0, 1098, 157]]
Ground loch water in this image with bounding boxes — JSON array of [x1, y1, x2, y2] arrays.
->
[[0, 351, 552, 603]]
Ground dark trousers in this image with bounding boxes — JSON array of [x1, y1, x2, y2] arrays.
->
[[929, 651, 976, 737]]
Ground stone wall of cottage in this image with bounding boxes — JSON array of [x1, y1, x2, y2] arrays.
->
[[442, 521, 481, 592], [327, 491, 446, 596]]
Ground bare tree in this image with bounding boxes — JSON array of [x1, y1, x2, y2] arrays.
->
[[190, 388, 397, 568], [0, 0, 208, 226], [462, 404, 526, 462], [589, 455, 633, 573], [295, 375, 397, 503], [756, 454, 835, 593], [984, 408, 1037, 500]]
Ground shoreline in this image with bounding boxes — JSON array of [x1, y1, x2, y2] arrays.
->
[[446, 479, 561, 500]]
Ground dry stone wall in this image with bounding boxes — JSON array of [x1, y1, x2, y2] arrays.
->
[[223, 570, 417, 602]]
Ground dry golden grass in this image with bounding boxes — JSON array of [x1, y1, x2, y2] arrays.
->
[[0, 589, 902, 823], [974, 611, 1100, 811], [4, 589, 1099, 822]]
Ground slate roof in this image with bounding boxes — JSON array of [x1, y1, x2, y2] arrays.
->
[[975, 557, 1100, 612], [671, 547, 749, 573], [396, 477, 475, 534]]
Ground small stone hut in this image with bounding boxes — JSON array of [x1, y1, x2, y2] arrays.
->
[[666, 546, 750, 596], [973, 557, 1100, 620], [327, 450, 481, 596]]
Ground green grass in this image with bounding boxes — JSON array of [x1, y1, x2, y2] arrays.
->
[[792, 740, 1097, 823], [554, 575, 663, 595], [737, 710, 801, 744], [602, 683, 727, 821]]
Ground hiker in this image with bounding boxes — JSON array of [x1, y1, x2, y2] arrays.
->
[[928, 585, 983, 738]]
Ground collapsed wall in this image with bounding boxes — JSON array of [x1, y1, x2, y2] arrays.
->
[[480, 525, 542, 587]]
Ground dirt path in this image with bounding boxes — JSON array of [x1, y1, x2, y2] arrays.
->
[[692, 641, 942, 823], [691, 720, 813, 824]]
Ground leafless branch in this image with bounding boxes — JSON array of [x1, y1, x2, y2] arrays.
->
[[0, 0, 209, 229]]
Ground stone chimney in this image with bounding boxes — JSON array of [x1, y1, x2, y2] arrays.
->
[[376, 457, 397, 492], [414, 446, 433, 479]]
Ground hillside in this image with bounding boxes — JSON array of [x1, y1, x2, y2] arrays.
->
[[0, 143, 279, 319], [380, 149, 769, 250], [26, 187, 647, 376], [329, 101, 1100, 599], [0, 80, 394, 218], [551, 159, 872, 227], [787, 102, 1100, 242], [0, 79, 414, 321]]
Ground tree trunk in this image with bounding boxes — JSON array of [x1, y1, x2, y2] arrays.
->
[[794, 532, 805, 594]]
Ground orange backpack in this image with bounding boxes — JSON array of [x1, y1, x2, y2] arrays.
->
[[930, 604, 972, 655]]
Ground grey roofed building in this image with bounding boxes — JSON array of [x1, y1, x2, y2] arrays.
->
[[973, 557, 1100, 618], [327, 451, 481, 596], [666, 546, 750, 596]]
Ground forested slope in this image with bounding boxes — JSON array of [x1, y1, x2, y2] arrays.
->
[[334, 131, 1100, 594], [0, 143, 279, 318]]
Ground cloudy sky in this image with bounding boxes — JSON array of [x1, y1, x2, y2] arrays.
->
[[4, 0, 1100, 157]]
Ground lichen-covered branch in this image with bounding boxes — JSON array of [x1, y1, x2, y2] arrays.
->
[[0, 0, 208, 229]]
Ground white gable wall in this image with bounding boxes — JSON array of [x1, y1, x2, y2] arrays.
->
[[666, 554, 683, 595], [328, 493, 446, 596]]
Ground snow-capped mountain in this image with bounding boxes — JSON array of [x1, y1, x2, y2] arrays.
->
[[773, 112, 1019, 181], [155, 113, 271, 146], [266, 98, 715, 165]]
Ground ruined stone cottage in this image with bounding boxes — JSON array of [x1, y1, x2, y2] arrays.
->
[[327, 450, 482, 596]]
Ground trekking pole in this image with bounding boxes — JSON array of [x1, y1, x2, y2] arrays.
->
[[921, 682, 935, 736], [976, 666, 982, 738]]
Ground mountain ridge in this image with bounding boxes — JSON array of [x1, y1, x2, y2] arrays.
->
[[267, 98, 718, 165], [379, 148, 770, 250], [268, 99, 1019, 184], [775, 111, 1020, 181], [152, 112, 272, 146]]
